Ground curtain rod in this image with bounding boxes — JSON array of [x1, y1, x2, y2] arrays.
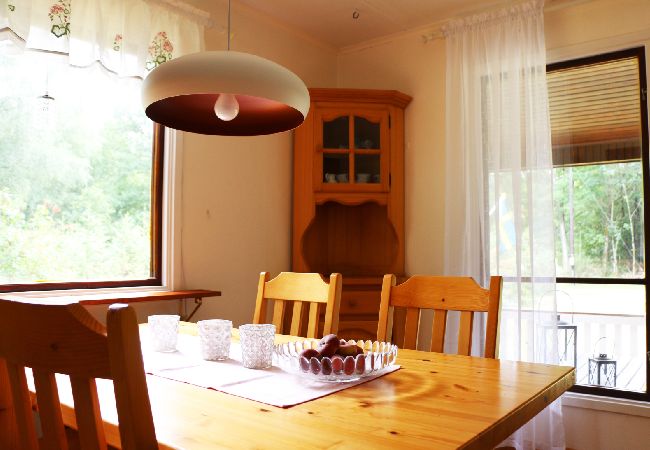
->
[[421, 0, 593, 43], [144, 0, 216, 28]]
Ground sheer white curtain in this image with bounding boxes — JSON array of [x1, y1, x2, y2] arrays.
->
[[0, 0, 205, 77], [443, 1, 564, 449]]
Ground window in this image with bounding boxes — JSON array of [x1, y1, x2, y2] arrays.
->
[[0, 47, 162, 292], [548, 47, 649, 400]]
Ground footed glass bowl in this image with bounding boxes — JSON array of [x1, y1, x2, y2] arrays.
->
[[273, 339, 398, 382]]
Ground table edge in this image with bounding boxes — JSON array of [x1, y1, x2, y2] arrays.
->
[[461, 366, 576, 449]]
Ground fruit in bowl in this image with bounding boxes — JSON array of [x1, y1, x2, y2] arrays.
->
[[298, 334, 364, 363], [273, 333, 397, 382], [317, 334, 340, 357]]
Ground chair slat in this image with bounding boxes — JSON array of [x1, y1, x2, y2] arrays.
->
[[272, 300, 287, 333], [6, 362, 38, 450], [402, 307, 420, 350], [457, 311, 474, 356], [430, 309, 448, 353], [306, 302, 320, 338], [290, 301, 305, 336], [33, 369, 68, 450], [69, 376, 106, 450]]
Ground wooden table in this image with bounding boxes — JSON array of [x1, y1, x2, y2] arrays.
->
[[53, 323, 575, 449]]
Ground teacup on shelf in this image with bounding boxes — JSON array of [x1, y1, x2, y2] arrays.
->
[[336, 173, 348, 183], [356, 173, 371, 183], [325, 173, 337, 183]]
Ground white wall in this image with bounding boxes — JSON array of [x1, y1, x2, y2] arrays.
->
[[335, 1, 650, 449]]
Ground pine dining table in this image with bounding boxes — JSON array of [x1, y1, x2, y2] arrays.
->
[[37, 322, 575, 449]]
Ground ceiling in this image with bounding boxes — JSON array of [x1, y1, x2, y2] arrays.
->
[[192, 0, 510, 49]]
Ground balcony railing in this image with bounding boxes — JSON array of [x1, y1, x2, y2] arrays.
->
[[499, 310, 646, 392]]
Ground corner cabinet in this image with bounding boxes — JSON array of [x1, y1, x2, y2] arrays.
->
[[292, 88, 412, 340]]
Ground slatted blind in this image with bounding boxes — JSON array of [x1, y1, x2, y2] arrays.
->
[[548, 56, 642, 166]]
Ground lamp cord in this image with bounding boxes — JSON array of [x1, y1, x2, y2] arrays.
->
[[227, 0, 231, 51]]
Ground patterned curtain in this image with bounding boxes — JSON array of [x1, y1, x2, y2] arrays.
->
[[0, 0, 205, 77]]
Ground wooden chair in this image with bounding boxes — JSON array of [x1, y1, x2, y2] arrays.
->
[[0, 300, 158, 450], [378, 275, 503, 358], [253, 272, 342, 338]]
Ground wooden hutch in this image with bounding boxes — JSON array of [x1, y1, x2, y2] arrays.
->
[[292, 88, 412, 340]]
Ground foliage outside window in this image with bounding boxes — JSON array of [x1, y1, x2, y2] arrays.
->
[[0, 48, 161, 292]]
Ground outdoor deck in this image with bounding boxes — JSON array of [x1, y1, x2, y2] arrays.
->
[[569, 312, 646, 392]]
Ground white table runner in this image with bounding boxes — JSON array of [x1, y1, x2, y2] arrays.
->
[[141, 332, 399, 408]]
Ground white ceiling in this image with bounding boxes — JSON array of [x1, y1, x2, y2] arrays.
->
[[193, 0, 510, 49]]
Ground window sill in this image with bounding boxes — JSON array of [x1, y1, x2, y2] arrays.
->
[[1, 285, 171, 300], [563, 392, 650, 418]]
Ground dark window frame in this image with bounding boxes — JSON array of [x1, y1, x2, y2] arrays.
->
[[548, 46, 649, 401], [0, 123, 164, 293]]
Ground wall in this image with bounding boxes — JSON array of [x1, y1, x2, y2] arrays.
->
[[336, 1, 650, 449]]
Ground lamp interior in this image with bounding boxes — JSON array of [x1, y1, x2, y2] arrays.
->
[[145, 93, 305, 136]]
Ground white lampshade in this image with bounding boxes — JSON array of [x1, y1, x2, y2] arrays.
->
[[142, 51, 310, 136]]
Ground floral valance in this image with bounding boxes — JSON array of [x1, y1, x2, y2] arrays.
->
[[0, 0, 205, 77]]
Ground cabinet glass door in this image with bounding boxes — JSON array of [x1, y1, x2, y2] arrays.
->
[[323, 116, 349, 149], [315, 108, 389, 192], [354, 116, 380, 150], [353, 116, 381, 184], [321, 114, 350, 184]]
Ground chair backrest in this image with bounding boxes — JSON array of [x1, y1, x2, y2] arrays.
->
[[253, 272, 342, 338], [0, 300, 157, 450], [377, 275, 503, 358]]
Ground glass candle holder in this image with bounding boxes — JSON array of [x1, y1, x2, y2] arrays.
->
[[148, 314, 180, 352], [198, 319, 232, 361], [239, 324, 276, 369]]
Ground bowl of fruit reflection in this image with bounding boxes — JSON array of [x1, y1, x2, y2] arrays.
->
[[273, 334, 398, 382]]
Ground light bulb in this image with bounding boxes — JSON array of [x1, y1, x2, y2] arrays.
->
[[214, 93, 239, 121]]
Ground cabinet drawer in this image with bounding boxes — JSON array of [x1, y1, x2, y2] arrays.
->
[[340, 289, 380, 316]]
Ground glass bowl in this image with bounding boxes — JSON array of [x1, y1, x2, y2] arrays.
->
[[273, 339, 398, 382]]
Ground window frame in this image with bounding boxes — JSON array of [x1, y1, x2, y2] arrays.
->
[[0, 121, 165, 294], [547, 46, 650, 401]]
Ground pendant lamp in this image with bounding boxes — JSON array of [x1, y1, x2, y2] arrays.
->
[[141, 1, 310, 136]]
